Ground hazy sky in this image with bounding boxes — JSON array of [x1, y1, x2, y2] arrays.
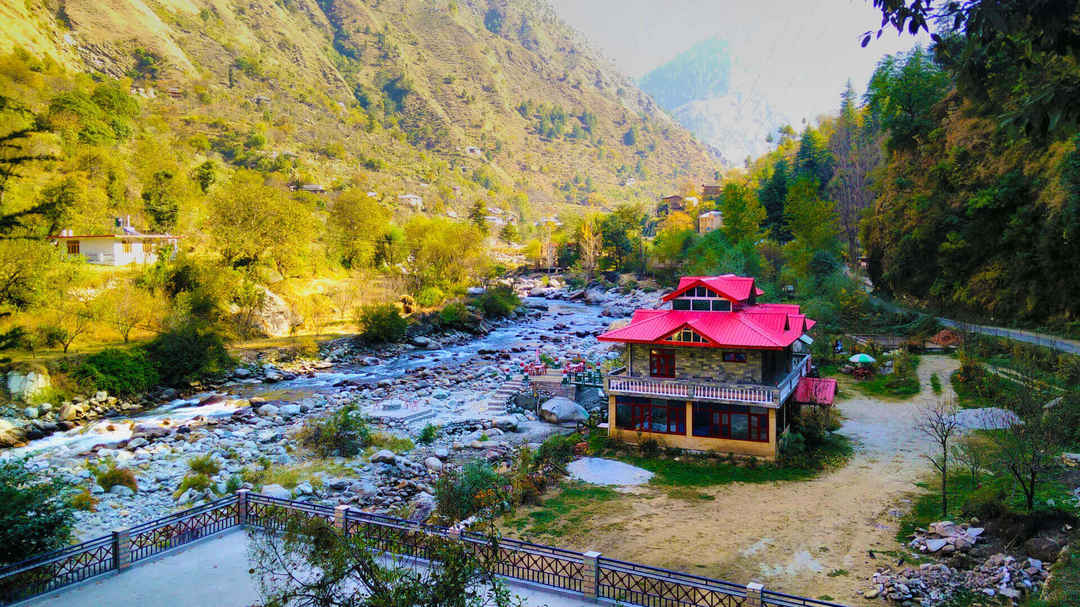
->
[[549, 0, 930, 123]]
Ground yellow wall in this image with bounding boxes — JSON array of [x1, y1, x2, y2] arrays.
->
[[607, 396, 778, 459]]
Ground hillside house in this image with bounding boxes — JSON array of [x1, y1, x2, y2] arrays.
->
[[656, 194, 685, 217], [50, 229, 179, 266], [702, 184, 723, 198], [295, 184, 326, 194], [597, 275, 836, 459], [398, 194, 423, 210], [698, 210, 724, 234]]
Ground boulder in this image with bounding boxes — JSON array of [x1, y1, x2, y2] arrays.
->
[[424, 457, 443, 473], [539, 397, 588, 424], [370, 449, 397, 464], [0, 420, 25, 448], [410, 336, 432, 348], [23, 406, 38, 419], [126, 437, 148, 450], [198, 394, 227, 407], [6, 369, 51, 401], [233, 367, 252, 378], [131, 424, 171, 439], [257, 404, 280, 417], [109, 485, 135, 497], [57, 404, 80, 421], [279, 404, 302, 417], [294, 481, 314, 496], [1024, 537, 1065, 562], [409, 492, 437, 522], [243, 285, 297, 338], [260, 484, 291, 499]]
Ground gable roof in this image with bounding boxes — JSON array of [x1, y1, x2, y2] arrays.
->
[[597, 305, 815, 350], [662, 275, 765, 303]]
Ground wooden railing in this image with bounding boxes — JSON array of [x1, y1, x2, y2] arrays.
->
[[604, 355, 811, 407]]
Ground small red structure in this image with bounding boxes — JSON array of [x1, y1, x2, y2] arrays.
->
[[793, 377, 837, 406]]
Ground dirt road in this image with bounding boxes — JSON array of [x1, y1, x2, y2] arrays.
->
[[547, 355, 960, 604]]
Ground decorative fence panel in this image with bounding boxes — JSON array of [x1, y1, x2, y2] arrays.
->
[[0, 492, 848, 606]]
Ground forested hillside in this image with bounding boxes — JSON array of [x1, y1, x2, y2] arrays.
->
[[0, 0, 718, 356]]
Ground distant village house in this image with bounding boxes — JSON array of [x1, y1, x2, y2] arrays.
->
[[702, 184, 723, 198], [656, 194, 685, 217], [698, 210, 724, 234], [398, 194, 424, 210]]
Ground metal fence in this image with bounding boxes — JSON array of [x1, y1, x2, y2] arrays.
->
[[0, 492, 848, 607]]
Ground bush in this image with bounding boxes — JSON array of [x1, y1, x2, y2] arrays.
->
[[417, 423, 439, 444], [472, 286, 520, 319], [143, 327, 232, 387], [536, 432, 581, 465], [91, 460, 138, 493], [70, 488, 98, 512], [174, 473, 213, 499], [188, 454, 220, 476], [297, 404, 371, 457], [416, 287, 445, 308], [437, 302, 473, 330], [368, 432, 414, 454], [930, 373, 942, 394], [73, 348, 159, 396], [0, 457, 76, 566], [434, 460, 506, 522], [640, 438, 662, 457], [356, 303, 407, 343]]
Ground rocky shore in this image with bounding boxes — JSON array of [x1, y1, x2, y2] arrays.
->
[[1, 275, 664, 540]]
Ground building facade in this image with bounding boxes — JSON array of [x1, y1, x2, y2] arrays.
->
[[597, 275, 835, 459], [50, 232, 179, 266], [698, 210, 724, 233]]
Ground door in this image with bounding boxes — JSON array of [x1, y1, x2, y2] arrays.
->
[[649, 349, 675, 378]]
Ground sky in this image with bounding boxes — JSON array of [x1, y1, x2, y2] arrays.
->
[[549, 0, 931, 124]]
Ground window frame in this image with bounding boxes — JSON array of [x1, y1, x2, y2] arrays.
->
[[691, 402, 769, 442], [615, 397, 686, 435], [722, 351, 748, 363], [66, 240, 80, 255], [649, 348, 675, 378]]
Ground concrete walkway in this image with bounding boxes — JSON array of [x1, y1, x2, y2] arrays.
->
[[23, 530, 590, 607]]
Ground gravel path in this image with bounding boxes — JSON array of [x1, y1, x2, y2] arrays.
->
[[525, 355, 960, 606]]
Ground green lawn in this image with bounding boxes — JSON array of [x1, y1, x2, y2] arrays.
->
[[504, 482, 620, 538]]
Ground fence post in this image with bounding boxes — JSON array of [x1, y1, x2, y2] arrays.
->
[[582, 551, 601, 601], [236, 489, 249, 526], [334, 504, 350, 535], [112, 529, 131, 571], [746, 581, 764, 607]]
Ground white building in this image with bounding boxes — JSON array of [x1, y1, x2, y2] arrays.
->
[[698, 210, 724, 234], [397, 194, 423, 210], [50, 230, 180, 266]]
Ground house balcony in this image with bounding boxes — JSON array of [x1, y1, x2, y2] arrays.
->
[[604, 354, 810, 408]]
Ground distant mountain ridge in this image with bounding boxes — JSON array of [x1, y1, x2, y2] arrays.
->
[[639, 36, 788, 166]]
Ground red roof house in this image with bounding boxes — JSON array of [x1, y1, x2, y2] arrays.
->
[[598, 274, 831, 459]]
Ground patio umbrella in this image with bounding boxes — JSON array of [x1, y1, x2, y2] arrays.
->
[[848, 353, 876, 364]]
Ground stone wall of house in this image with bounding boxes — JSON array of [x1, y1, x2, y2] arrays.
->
[[626, 344, 762, 383]]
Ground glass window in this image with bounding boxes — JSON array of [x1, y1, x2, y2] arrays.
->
[[691, 403, 766, 442], [650, 405, 667, 433], [650, 349, 675, 378], [616, 404, 632, 429], [730, 414, 749, 440], [722, 352, 747, 363], [66, 240, 80, 255], [691, 299, 710, 311], [711, 300, 731, 311], [615, 397, 684, 435], [672, 299, 691, 310]]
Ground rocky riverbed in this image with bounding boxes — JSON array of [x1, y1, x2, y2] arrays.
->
[[1, 277, 664, 539]]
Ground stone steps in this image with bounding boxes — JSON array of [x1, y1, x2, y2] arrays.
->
[[485, 379, 525, 413]]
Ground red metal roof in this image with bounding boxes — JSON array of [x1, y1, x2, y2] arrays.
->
[[662, 275, 764, 302], [793, 377, 837, 406], [598, 275, 815, 350]]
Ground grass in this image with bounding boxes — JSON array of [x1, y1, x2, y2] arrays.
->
[[1033, 542, 1080, 607], [365, 432, 415, 455], [188, 454, 220, 476], [505, 482, 620, 539], [92, 461, 138, 493], [852, 372, 921, 399], [241, 460, 356, 491], [930, 373, 942, 394], [174, 472, 213, 498], [617, 454, 818, 486]]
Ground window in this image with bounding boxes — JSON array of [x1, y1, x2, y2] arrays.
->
[[66, 240, 80, 255], [692, 403, 769, 442], [691, 299, 710, 311], [649, 349, 675, 377], [711, 300, 731, 312], [722, 352, 747, 363], [664, 328, 705, 344], [122, 240, 132, 254], [615, 397, 685, 435], [672, 299, 691, 310]]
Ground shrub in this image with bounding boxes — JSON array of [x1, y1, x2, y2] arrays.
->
[[297, 404, 371, 457], [472, 286, 520, 319], [416, 287, 445, 308], [930, 373, 942, 395], [368, 432, 414, 454], [73, 348, 159, 395], [188, 454, 220, 476], [225, 474, 243, 493], [0, 457, 76, 566], [70, 488, 99, 512], [356, 303, 407, 343], [640, 438, 662, 457], [536, 432, 581, 465], [417, 423, 439, 444], [174, 473, 213, 499], [437, 302, 473, 329], [143, 327, 232, 387], [91, 460, 138, 493], [434, 460, 506, 522]]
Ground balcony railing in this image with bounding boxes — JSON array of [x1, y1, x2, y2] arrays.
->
[[604, 354, 811, 408]]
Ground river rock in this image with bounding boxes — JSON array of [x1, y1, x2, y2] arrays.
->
[[126, 437, 148, 450], [132, 423, 170, 439], [370, 450, 397, 464], [279, 404, 302, 417], [7, 369, 51, 401], [109, 485, 135, 497], [257, 404, 280, 417], [294, 481, 314, 496], [233, 367, 252, 378], [424, 457, 443, 473], [23, 406, 38, 419], [0, 420, 25, 448], [255, 484, 287, 499], [57, 403, 80, 421], [539, 397, 588, 423], [198, 394, 227, 407], [410, 336, 432, 348], [246, 285, 297, 338]]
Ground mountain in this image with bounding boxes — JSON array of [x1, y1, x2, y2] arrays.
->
[[0, 0, 716, 212], [639, 37, 788, 167]]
